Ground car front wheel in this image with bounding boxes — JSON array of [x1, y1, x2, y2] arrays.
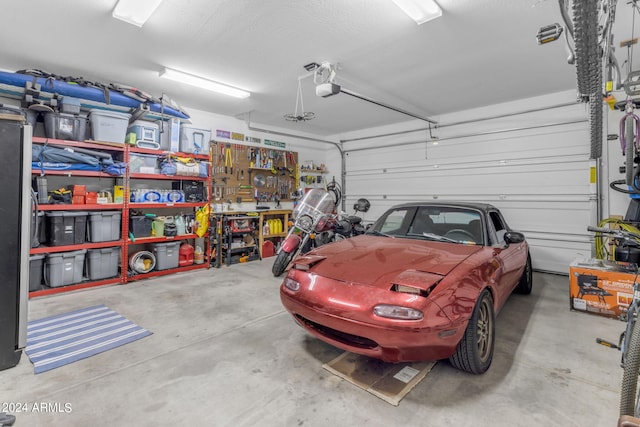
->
[[449, 289, 495, 374]]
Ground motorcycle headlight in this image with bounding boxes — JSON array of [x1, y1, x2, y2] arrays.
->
[[373, 304, 423, 320], [297, 214, 313, 231]]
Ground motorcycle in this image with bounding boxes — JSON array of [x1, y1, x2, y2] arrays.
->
[[271, 188, 337, 276], [271, 186, 372, 276], [314, 197, 371, 245]]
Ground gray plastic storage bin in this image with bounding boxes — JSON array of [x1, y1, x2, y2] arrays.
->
[[31, 211, 45, 247], [88, 211, 121, 242], [29, 254, 45, 292], [60, 97, 81, 114], [86, 247, 119, 280], [45, 249, 86, 287], [129, 215, 153, 237], [44, 112, 87, 141], [151, 242, 180, 270], [89, 110, 131, 144], [179, 125, 211, 154], [46, 211, 88, 246]]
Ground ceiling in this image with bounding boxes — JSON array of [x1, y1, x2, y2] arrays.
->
[[0, 0, 638, 137]]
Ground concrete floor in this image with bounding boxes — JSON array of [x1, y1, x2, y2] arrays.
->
[[0, 260, 624, 426]]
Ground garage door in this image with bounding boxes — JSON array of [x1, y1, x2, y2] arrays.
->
[[341, 98, 592, 274]]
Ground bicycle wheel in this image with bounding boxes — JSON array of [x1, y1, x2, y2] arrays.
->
[[573, 0, 600, 96], [621, 319, 640, 416], [590, 92, 603, 159], [626, 119, 636, 188]]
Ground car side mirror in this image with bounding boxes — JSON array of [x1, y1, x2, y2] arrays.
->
[[504, 231, 525, 245]]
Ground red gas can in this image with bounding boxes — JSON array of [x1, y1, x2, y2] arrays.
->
[[179, 243, 194, 266]]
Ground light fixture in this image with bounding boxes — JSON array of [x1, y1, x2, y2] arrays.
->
[[284, 79, 315, 122], [112, 0, 163, 27], [391, 0, 442, 25], [159, 68, 251, 99]]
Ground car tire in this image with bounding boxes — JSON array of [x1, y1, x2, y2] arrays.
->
[[272, 250, 295, 277], [513, 253, 533, 295], [449, 289, 495, 374]]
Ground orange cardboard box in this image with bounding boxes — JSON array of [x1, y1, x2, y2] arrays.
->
[[569, 259, 636, 319]]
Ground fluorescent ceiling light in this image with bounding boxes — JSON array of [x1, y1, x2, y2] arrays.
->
[[391, 0, 442, 25], [112, 0, 163, 27], [159, 68, 251, 99]]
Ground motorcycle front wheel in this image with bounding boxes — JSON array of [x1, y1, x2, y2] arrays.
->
[[272, 250, 295, 277]]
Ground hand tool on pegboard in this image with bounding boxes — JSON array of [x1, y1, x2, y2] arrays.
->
[[224, 144, 233, 174]]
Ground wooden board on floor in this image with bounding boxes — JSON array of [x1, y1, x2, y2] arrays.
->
[[322, 352, 436, 406]]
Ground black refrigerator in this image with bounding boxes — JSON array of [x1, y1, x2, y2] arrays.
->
[[0, 117, 30, 370]]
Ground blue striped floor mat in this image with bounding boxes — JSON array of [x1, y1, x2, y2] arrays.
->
[[25, 305, 152, 374]]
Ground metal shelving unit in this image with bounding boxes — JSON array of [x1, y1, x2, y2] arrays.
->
[[29, 137, 212, 297]]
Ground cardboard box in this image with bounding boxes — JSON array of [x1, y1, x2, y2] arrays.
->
[[569, 258, 637, 319]]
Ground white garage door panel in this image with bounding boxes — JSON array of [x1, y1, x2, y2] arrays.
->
[[498, 201, 594, 237], [526, 234, 591, 274], [346, 160, 591, 198], [342, 101, 591, 274]]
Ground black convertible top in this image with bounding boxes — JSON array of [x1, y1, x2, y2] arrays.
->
[[390, 201, 499, 214]]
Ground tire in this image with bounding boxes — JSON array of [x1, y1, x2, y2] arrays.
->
[[449, 289, 495, 374], [272, 250, 295, 277], [626, 119, 636, 187], [621, 319, 640, 416], [513, 253, 533, 295], [589, 92, 602, 159], [573, 0, 600, 96]]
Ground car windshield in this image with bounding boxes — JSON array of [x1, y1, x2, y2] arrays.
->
[[369, 205, 483, 245]]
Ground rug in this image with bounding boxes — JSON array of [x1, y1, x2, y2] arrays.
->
[[25, 304, 152, 374], [323, 352, 436, 406]]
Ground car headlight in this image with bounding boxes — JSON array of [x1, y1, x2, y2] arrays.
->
[[373, 304, 423, 320], [297, 214, 313, 231], [283, 277, 300, 291]]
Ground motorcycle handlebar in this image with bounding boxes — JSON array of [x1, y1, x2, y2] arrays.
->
[[587, 226, 617, 234], [587, 226, 640, 241]]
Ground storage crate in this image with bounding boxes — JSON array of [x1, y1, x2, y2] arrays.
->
[[172, 181, 205, 202], [60, 97, 81, 114], [179, 125, 211, 154], [88, 211, 121, 242], [44, 112, 87, 141], [31, 211, 45, 248], [89, 110, 131, 144], [129, 153, 159, 174], [45, 211, 88, 246], [129, 215, 153, 238], [44, 249, 86, 287], [86, 247, 119, 280], [151, 241, 180, 270], [29, 254, 45, 292]]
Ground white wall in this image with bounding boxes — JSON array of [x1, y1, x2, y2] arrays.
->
[[333, 90, 593, 274]]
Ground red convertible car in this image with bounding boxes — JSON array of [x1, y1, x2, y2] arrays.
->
[[280, 202, 532, 374]]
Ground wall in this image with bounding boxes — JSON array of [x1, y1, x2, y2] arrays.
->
[[150, 107, 340, 212], [333, 90, 594, 274]]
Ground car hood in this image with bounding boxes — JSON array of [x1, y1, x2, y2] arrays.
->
[[299, 235, 483, 285]]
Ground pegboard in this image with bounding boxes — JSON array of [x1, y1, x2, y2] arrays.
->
[[210, 141, 298, 203]]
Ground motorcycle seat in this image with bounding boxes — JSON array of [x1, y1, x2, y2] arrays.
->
[[347, 215, 362, 224]]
